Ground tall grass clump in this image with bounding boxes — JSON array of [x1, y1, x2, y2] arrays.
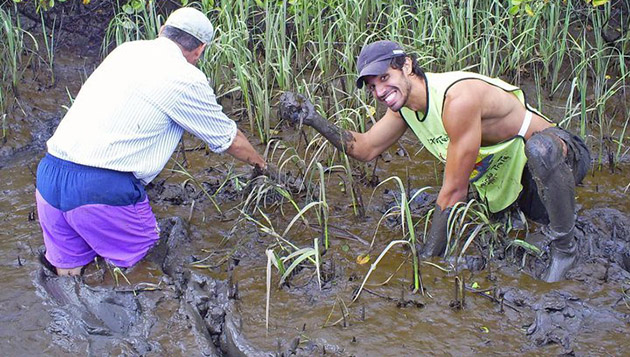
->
[[0, 2, 37, 139], [39, 10, 56, 84], [102, 0, 162, 55], [0, 4, 35, 92], [97, 0, 628, 159]]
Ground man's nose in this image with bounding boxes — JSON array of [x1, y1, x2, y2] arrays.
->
[[374, 84, 386, 98]]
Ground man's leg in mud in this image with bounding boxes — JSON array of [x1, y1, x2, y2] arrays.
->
[[144, 216, 190, 275], [35, 190, 97, 277], [57, 267, 83, 276], [524, 128, 586, 282], [37, 247, 85, 276]]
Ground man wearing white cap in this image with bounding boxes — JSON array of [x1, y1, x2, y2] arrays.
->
[[35, 8, 267, 276], [280, 40, 591, 282]]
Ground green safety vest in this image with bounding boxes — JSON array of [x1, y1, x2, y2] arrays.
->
[[399, 71, 550, 213]]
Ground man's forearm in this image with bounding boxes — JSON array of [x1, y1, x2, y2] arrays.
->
[[226, 129, 266, 169], [278, 91, 358, 157], [308, 113, 357, 155]]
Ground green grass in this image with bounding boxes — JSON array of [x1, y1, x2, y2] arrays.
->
[[89, 0, 629, 163]]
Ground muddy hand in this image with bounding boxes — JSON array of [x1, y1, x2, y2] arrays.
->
[[249, 163, 288, 187], [278, 92, 316, 127]]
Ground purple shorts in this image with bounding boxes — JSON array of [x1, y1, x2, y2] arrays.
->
[[36, 154, 160, 268]]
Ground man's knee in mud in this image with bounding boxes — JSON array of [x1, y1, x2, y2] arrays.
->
[[525, 130, 567, 172]]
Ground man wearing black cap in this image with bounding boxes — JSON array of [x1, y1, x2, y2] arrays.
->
[[280, 40, 590, 282]]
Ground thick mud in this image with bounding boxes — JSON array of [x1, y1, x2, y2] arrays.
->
[[33, 217, 276, 356], [2, 2, 630, 356]]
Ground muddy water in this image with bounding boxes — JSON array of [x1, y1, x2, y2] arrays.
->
[[232, 148, 630, 355], [2, 31, 630, 357], [3, 141, 629, 355]]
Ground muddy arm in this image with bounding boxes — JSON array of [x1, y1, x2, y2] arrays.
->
[[278, 92, 356, 155], [278, 92, 407, 162], [420, 205, 452, 258], [421, 91, 482, 258], [308, 111, 359, 155]]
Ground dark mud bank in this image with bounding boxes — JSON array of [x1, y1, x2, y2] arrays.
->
[[33, 217, 272, 356]]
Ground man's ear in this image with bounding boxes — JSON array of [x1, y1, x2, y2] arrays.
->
[[195, 43, 207, 58], [403, 57, 412, 75]]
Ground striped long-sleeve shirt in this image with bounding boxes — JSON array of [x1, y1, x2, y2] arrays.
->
[[47, 37, 237, 184]]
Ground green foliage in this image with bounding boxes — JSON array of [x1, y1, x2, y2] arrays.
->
[[10, 0, 194, 12], [509, 0, 610, 16], [12, 0, 75, 12]]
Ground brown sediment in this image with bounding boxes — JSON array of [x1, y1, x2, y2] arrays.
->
[[3, 3, 630, 356]]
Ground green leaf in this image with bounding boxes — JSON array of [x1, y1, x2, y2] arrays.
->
[[279, 249, 316, 286], [123, 4, 134, 14], [510, 239, 542, 256], [525, 4, 534, 16], [341, 244, 350, 252], [131, 0, 144, 11], [508, 5, 520, 15], [274, 251, 286, 275]]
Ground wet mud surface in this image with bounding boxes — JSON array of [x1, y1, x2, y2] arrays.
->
[[33, 217, 273, 356], [4, 102, 630, 356], [2, 4, 630, 356]]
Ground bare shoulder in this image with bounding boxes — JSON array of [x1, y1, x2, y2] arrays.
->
[[443, 83, 483, 118], [445, 80, 490, 107]]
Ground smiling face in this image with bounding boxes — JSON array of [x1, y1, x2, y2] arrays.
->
[[363, 61, 412, 112]]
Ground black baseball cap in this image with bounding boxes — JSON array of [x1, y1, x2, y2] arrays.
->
[[356, 40, 406, 88]]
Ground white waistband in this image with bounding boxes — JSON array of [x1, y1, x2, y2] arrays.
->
[[518, 110, 532, 137]]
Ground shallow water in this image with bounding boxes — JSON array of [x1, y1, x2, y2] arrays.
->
[[232, 154, 630, 356], [3, 140, 629, 355], [2, 27, 630, 357]]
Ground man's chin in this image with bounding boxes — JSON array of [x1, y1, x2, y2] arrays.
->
[[388, 102, 403, 111]]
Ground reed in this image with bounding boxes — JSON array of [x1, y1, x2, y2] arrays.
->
[[102, 0, 162, 55], [39, 11, 56, 84], [0, 4, 35, 90], [365, 176, 430, 293]]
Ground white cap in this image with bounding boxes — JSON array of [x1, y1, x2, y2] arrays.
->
[[164, 7, 214, 44]]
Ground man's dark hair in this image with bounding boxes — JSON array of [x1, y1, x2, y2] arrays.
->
[[160, 25, 203, 52], [390, 54, 425, 78]]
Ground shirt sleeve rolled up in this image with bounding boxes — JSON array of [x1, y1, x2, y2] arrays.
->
[[171, 80, 237, 153]]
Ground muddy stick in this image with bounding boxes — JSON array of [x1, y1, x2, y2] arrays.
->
[[308, 224, 370, 245], [465, 286, 521, 313]]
